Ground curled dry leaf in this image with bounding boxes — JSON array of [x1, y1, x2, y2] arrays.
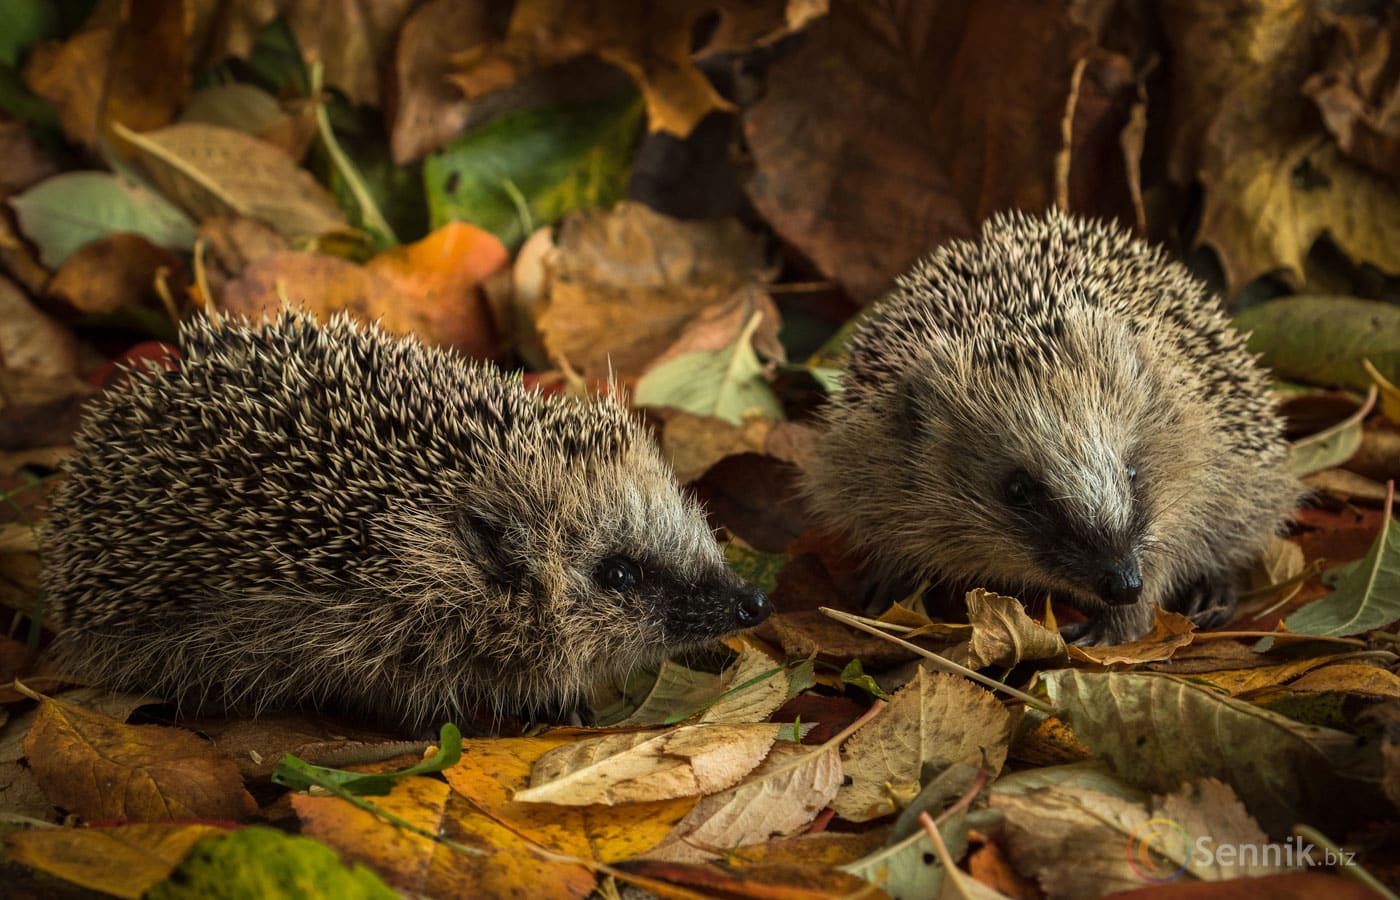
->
[[116, 122, 348, 240], [6, 824, 229, 900], [22, 695, 256, 822], [1065, 609, 1197, 666], [517, 723, 780, 806], [943, 589, 1065, 669], [294, 776, 596, 899], [833, 670, 1012, 823], [646, 738, 844, 863]]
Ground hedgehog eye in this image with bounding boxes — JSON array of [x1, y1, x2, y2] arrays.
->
[[1126, 464, 1138, 482], [597, 556, 642, 591], [1003, 469, 1038, 507]]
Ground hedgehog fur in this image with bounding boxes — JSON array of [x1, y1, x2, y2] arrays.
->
[[803, 210, 1303, 645], [41, 311, 770, 729]]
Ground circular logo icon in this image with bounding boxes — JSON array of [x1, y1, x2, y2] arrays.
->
[[1126, 817, 1190, 882]]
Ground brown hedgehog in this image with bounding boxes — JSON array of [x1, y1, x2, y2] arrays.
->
[[41, 311, 770, 729], [803, 210, 1302, 645]]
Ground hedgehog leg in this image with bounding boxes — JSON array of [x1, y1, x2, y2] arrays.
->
[[1165, 577, 1237, 630], [1059, 597, 1154, 646]]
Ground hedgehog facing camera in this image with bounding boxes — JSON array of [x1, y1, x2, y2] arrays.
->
[[40, 310, 771, 731], [803, 210, 1303, 646]]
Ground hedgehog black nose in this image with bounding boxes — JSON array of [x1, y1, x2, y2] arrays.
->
[[1098, 559, 1143, 607], [732, 587, 771, 628]]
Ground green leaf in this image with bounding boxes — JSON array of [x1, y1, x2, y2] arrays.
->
[[1286, 386, 1376, 476], [8, 171, 197, 267], [1234, 295, 1400, 390], [722, 541, 787, 595], [634, 310, 784, 425], [0, 0, 61, 67], [840, 659, 890, 700], [424, 92, 642, 248], [271, 723, 461, 796], [1272, 495, 1400, 641], [146, 827, 396, 900]]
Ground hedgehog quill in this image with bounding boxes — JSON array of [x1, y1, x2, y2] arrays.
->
[[804, 210, 1302, 645], [41, 311, 770, 729]]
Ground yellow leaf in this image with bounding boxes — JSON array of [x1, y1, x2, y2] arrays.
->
[[6, 824, 227, 900]]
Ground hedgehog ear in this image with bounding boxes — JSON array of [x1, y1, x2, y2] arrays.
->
[[455, 509, 530, 587]]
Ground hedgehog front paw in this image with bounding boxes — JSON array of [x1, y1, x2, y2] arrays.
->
[[1060, 598, 1154, 646], [1167, 578, 1237, 630]]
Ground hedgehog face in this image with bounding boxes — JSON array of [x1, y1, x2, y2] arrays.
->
[[441, 419, 768, 700], [895, 309, 1206, 610]]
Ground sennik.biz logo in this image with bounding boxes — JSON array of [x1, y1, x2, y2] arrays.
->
[[1126, 817, 1358, 881], [1126, 818, 1191, 882]]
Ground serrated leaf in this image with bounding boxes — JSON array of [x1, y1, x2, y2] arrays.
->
[[8, 172, 196, 267], [424, 93, 641, 248], [1273, 498, 1400, 642], [147, 826, 396, 900], [635, 310, 783, 425], [1040, 669, 1380, 835]]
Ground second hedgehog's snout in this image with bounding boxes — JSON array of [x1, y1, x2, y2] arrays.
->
[[732, 586, 772, 628]]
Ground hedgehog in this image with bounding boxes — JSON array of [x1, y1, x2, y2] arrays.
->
[[40, 310, 770, 729], [803, 210, 1303, 645]]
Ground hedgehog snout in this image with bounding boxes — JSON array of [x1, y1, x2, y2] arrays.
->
[[732, 586, 772, 628], [1095, 557, 1143, 606]]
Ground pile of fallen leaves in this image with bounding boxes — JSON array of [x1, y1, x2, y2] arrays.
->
[[1, 1, 1399, 898]]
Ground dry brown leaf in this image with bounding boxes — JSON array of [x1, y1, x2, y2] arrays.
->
[[0, 117, 60, 200], [769, 611, 917, 669], [834, 670, 1012, 823], [1162, 0, 1400, 294], [0, 276, 80, 386], [1008, 713, 1093, 768], [647, 738, 843, 863], [388, 0, 495, 163], [518, 724, 779, 806], [615, 857, 882, 899], [744, 1, 1098, 300], [23, 0, 188, 149], [536, 203, 776, 380], [117, 122, 348, 240], [450, 0, 824, 137], [1066, 609, 1196, 666], [5, 824, 228, 900], [1303, 10, 1400, 176], [283, 0, 416, 107], [698, 639, 790, 725], [23, 695, 255, 822], [47, 233, 185, 315], [294, 775, 595, 898], [660, 413, 775, 484]]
